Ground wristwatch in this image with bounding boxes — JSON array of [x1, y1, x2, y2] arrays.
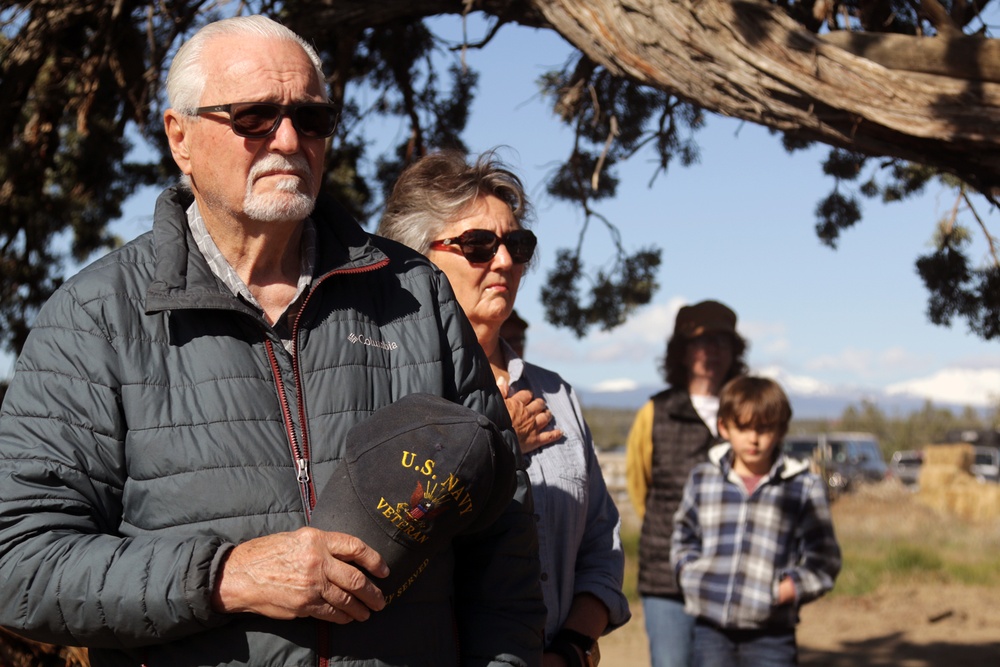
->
[[548, 628, 597, 667]]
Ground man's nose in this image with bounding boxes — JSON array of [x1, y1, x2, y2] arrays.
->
[[268, 116, 301, 152]]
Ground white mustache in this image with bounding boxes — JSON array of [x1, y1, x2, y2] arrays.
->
[[249, 154, 312, 181]]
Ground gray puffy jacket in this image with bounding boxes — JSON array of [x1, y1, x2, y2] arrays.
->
[[0, 187, 544, 667]]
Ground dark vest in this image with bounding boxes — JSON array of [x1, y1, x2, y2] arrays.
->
[[637, 388, 719, 597]]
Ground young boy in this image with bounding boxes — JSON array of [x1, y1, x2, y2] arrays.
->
[[671, 376, 841, 667]]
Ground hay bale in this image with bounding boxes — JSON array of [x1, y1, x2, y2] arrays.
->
[[949, 489, 980, 521], [918, 464, 969, 490], [919, 445, 975, 518], [965, 482, 1000, 522], [916, 443, 1000, 521], [922, 443, 974, 470]]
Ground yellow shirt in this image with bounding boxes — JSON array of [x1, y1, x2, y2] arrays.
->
[[625, 400, 655, 520]]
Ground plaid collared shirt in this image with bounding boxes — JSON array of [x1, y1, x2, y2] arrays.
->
[[187, 200, 315, 353], [671, 444, 841, 630]]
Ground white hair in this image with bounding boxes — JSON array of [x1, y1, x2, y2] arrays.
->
[[166, 15, 327, 112]]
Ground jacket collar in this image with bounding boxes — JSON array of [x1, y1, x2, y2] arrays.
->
[[709, 442, 811, 482], [145, 185, 387, 314]]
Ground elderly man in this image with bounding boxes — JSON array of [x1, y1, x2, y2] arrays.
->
[[0, 15, 543, 667]]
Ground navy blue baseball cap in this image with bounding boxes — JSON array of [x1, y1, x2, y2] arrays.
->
[[310, 393, 516, 604]]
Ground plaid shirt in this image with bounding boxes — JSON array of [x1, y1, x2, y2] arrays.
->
[[671, 444, 841, 630], [187, 200, 316, 353]]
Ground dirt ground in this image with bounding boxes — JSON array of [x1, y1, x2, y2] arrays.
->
[[599, 584, 1000, 666], [600, 480, 1000, 666]]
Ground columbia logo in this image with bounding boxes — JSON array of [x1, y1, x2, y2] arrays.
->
[[348, 332, 399, 351]]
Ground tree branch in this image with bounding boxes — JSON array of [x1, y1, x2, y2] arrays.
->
[[528, 0, 1000, 195], [818, 31, 1000, 80], [917, 0, 963, 37], [963, 190, 1000, 266]]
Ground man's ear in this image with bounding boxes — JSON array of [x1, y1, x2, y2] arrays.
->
[[163, 109, 193, 176]]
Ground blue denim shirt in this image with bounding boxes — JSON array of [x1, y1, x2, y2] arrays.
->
[[506, 343, 631, 643]]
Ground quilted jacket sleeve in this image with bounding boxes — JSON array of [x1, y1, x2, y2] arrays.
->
[[433, 277, 545, 667], [0, 283, 230, 649]]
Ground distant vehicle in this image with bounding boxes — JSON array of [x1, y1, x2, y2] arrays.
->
[[783, 432, 890, 496], [890, 449, 923, 488], [971, 446, 1000, 483], [783, 438, 819, 462], [939, 429, 1000, 448]]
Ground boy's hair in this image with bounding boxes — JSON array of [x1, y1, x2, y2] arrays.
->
[[718, 376, 792, 438]]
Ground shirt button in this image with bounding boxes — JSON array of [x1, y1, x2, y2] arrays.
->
[[540, 572, 548, 582]]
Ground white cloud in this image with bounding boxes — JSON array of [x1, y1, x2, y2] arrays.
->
[[804, 346, 928, 379], [591, 378, 640, 392], [740, 319, 787, 343], [579, 298, 798, 366], [760, 337, 791, 355], [805, 348, 874, 375], [592, 299, 684, 344], [542, 300, 681, 366], [755, 365, 834, 396], [526, 298, 683, 366], [879, 346, 914, 370], [885, 368, 1000, 407]]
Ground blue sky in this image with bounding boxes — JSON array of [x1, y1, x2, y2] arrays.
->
[[407, 17, 1000, 409], [5, 14, 998, 410]]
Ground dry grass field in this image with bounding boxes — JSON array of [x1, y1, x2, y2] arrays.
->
[[602, 481, 1000, 666]]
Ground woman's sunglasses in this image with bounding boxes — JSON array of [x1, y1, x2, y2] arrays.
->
[[192, 102, 339, 139], [430, 229, 537, 264]]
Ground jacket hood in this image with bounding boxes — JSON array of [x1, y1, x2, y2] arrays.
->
[[708, 442, 811, 480]]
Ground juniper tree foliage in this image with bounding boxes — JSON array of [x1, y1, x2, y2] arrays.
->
[[0, 1, 180, 355], [1, 0, 999, 365]]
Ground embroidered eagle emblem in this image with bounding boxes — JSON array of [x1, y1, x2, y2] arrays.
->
[[404, 481, 448, 525]]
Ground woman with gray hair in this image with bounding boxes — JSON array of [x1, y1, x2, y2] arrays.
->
[[379, 150, 630, 666]]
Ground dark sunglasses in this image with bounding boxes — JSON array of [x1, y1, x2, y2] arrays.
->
[[430, 229, 537, 264], [192, 102, 339, 139]]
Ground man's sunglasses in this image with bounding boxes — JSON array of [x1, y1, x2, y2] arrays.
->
[[192, 102, 339, 139], [430, 229, 537, 264]]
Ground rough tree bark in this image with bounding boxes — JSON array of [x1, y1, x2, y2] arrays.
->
[[297, 0, 1000, 195], [534, 0, 1000, 196]]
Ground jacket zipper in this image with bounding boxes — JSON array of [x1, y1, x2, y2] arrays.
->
[[723, 499, 748, 626], [720, 465, 777, 626], [267, 258, 390, 521], [265, 340, 315, 519], [259, 257, 389, 667]]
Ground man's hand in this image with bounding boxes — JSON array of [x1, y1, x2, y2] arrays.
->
[[212, 527, 389, 624], [498, 377, 563, 454]]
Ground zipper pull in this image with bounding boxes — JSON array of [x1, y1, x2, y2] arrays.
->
[[296, 458, 310, 484]]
